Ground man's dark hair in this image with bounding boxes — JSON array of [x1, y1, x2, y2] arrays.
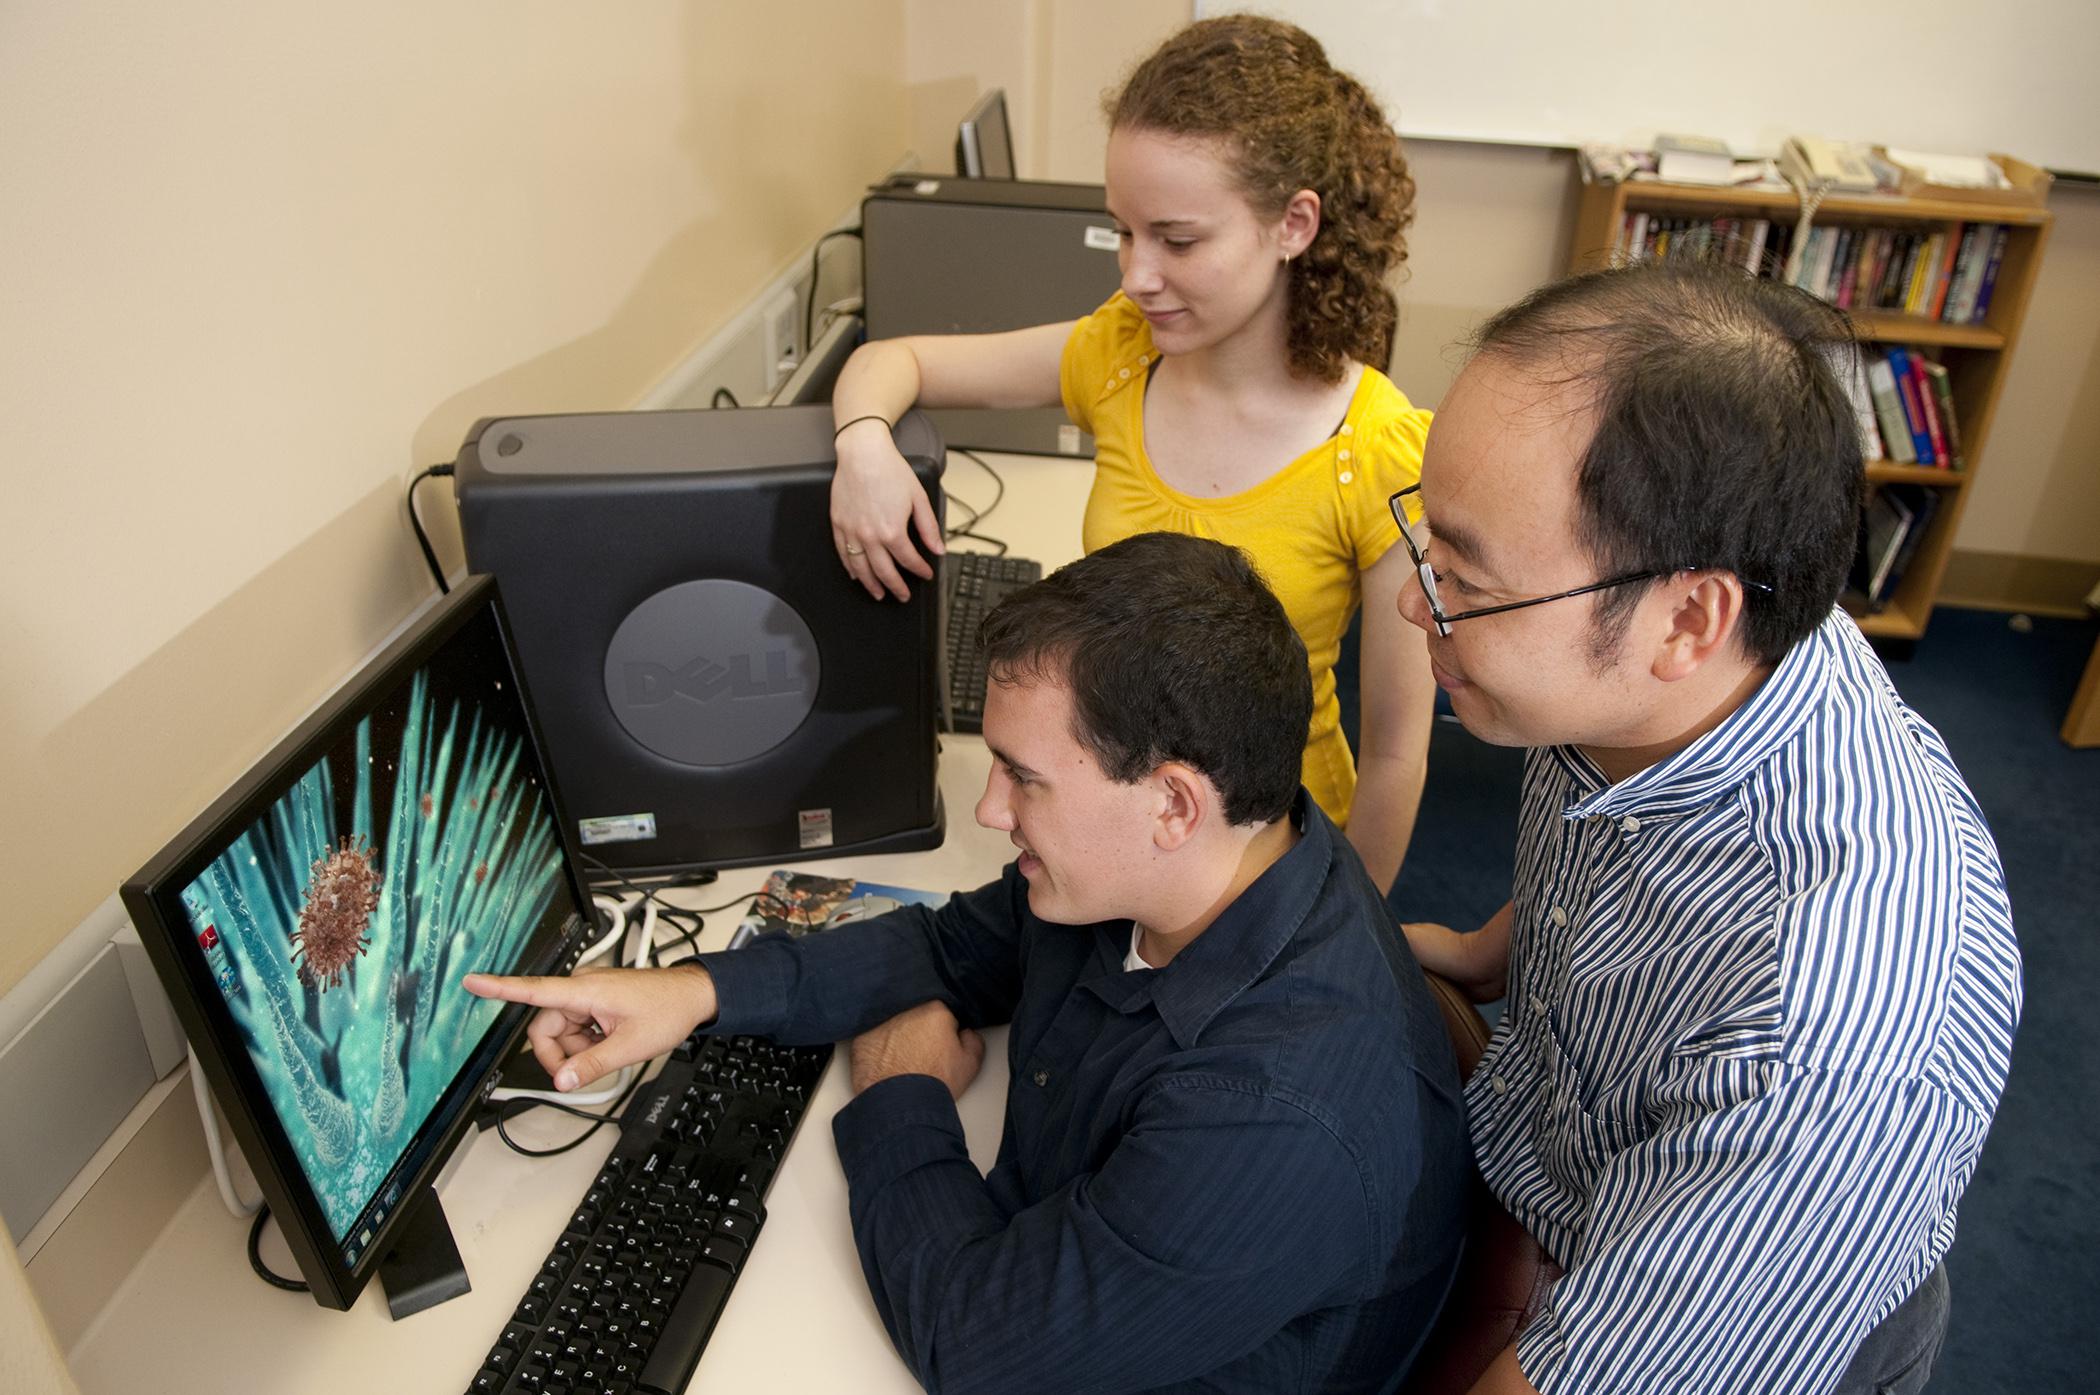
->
[[1470, 258, 1865, 666], [978, 532, 1311, 825]]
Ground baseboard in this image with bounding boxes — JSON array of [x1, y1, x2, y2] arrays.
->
[[1937, 549, 2100, 619]]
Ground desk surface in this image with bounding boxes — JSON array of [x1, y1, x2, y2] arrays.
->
[[69, 450, 1092, 1395]]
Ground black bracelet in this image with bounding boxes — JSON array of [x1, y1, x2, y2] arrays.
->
[[833, 414, 891, 442]]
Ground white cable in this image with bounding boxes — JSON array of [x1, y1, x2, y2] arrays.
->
[[575, 893, 627, 967], [1780, 167, 1832, 288], [489, 892, 641, 1107], [190, 1046, 263, 1218]]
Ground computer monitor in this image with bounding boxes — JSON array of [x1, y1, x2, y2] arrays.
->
[[955, 87, 1015, 178], [121, 575, 596, 1317]]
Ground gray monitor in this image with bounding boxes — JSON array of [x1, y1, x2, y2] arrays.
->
[[955, 88, 1015, 178]]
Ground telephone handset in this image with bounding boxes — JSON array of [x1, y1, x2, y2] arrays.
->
[[1781, 136, 1878, 194]]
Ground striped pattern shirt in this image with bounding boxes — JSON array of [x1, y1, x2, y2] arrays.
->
[[1468, 608, 2021, 1395]]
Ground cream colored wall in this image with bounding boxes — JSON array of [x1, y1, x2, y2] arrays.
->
[[1949, 189, 2100, 564], [905, 0, 1190, 183], [0, 0, 908, 1001]]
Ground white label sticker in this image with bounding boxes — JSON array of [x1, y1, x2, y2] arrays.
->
[[578, 813, 657, 846], [1083, 224, 1119, 252], [913, 179, 940, 196], [798, 808, 835, 850], [1057, 424, 1083, 455]]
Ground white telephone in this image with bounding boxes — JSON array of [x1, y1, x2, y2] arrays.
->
[[1781, 136, 1879, 194]]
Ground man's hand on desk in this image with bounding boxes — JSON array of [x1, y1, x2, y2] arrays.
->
[[463, 964, 717, 1092], [850, 1000, 985, 1101]]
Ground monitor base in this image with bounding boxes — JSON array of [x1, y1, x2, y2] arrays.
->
[[378, 1186, 472, 1320]]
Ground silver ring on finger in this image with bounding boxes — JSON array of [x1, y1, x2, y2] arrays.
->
[[845, 543, 865, 556]]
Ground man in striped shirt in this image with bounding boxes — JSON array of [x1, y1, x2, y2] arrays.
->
[[1395, 260, 2020, 1395]]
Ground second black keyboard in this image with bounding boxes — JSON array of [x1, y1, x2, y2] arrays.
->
[[468, 1032, 832, 1395], [942, 550, 1043, 733]]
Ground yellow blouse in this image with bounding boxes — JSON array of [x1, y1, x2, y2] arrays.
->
[[1059, 293, 1432, 826]]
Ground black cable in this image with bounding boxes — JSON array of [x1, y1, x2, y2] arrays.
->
[[942, 450, 1011, 554], [711, 386, 740, 409], [495, 1067, 647, 1158], [950, 449, 1006, 531], [804, 227, 863, 351], [248, 1206, 309, 1292], [408, 464, 456, 596], [947, 529, 1011, 556]]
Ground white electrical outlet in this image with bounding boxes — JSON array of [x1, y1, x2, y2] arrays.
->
[[761, 290, 800, 394]]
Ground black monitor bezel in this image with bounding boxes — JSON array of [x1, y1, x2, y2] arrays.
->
[[120, 575, 595, 1311]]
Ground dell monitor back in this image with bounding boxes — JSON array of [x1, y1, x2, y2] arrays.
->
[[121, 576, 596, 1316]]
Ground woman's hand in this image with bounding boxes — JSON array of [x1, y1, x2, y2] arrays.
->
[[831, 417, 943, 600]]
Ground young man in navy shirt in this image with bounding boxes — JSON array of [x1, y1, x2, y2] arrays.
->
[[472, 531, 1469, 1393]]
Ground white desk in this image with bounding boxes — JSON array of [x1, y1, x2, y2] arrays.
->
[[69, 451, 1090, 1395]]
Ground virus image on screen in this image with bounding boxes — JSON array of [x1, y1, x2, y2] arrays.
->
[[176, 625, 565, 1246]]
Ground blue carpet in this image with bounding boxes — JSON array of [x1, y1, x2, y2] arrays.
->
[[1340, 607, 2100, 1389]]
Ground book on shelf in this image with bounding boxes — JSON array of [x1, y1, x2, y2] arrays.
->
[[1655, 133, 1735, 186], [1970, 226, 2009, 324], [1616, 211, 2010, 325], [1852, 486, 1914, 608], [1865, 357, 1916, 465], [1909, 355, 1949, 465], [1883, 347, 1936, 464], [726, 869, 948, 950], [1849, 485, 1941, 610], [1824, 343, 1886, 462], [1919, 360, 1965, 470]]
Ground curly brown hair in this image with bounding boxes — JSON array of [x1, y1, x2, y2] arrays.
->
[[1107, 14, 1415, 384]]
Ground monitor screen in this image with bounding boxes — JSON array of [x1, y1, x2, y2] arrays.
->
[[956, 88, 1015, 179], [124, 576, 592, 1309]]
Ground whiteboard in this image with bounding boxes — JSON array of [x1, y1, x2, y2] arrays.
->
[[1209, 0, 2100, 175]]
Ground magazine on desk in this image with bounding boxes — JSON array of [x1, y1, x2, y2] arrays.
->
[[727, 869, 948, 949]]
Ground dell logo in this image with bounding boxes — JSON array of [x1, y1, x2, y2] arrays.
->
[[645, 1095, 669, 1125], [622, 650, 805, 705], [604, 579, 821, 767]]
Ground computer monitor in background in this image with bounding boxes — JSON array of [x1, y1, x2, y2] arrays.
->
[[955, 87, 1015, 178], [121, 576, 596, 1318]]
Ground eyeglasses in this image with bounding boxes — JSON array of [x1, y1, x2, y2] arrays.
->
[[1387, 486, 1771, 638]]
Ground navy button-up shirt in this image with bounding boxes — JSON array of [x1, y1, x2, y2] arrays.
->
[[700, 792, 1469, 1394]]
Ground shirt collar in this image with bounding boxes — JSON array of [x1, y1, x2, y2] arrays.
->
[[1082, 789, 1330, 1049], [1553, 607, 1841, 821]]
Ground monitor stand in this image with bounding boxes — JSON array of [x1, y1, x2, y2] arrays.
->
[[377, 1185, 471, 1320]]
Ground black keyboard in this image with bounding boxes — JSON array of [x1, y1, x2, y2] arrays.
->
[[941, 551, 1042, 733], [468, 1033, 832, 1395]]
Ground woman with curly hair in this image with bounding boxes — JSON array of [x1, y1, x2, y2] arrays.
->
[[828, 14, 1433, 890]]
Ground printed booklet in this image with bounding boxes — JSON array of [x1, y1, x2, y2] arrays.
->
[[727, 869, 947, 949]]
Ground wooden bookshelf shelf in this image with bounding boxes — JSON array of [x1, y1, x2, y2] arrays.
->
[[1570, 175, 2053, 643], [1867, 464, 1966, 487], [1850, 313, 2004, 349]]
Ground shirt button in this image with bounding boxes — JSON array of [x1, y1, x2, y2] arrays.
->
[[1550, 906, 1570, 928], [1489, 1074, 1509, 1095], [1337, 448, 1351, 461], [1530, 994, 1547, 1015], [1338, 470, 1354, 484], [1032, 1070, 1049, 1087], [1119, 367, 1131, 379], [1620, 815, 1642, 835], [1340, 423, 1354, 436]]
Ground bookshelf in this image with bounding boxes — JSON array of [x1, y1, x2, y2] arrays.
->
[[1568, 178, 2054, 643]]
